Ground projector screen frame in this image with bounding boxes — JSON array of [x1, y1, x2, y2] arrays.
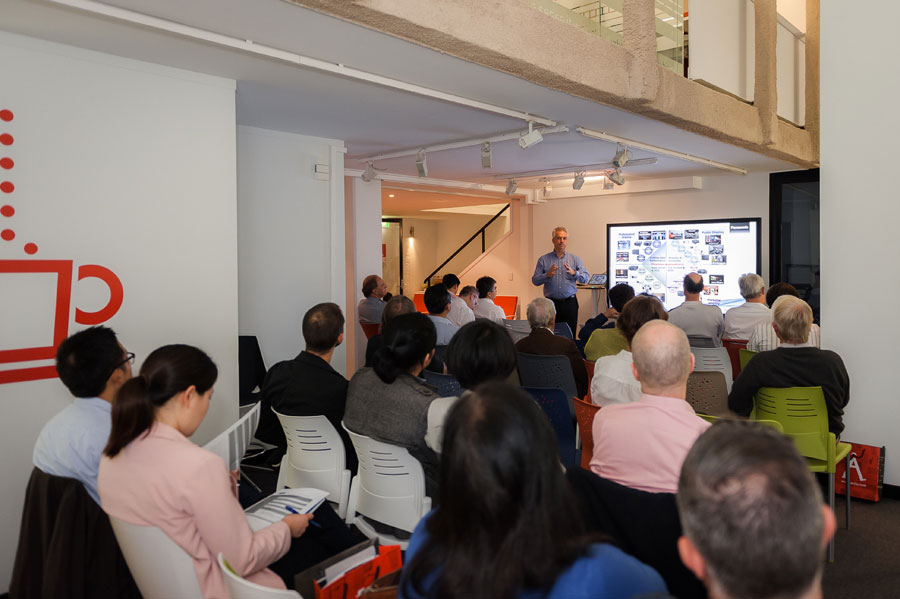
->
[[605, 216, 762, 312]]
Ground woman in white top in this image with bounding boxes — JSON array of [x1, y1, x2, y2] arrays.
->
[[590, 295, 668, 406]]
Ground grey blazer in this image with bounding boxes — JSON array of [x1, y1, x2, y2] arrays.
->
[[344, 367, 440, 495]]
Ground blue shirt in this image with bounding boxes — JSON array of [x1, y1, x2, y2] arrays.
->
[[532, 251, 589, 299], [33, 396, 111, 505], [401, 513, 668, 599], [427, 314, 459, 346]]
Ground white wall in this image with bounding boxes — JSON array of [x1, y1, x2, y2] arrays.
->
[[345, 177, 382, 372], [0, 33, 238, 591], [530, 172, 770, 326], [237, 127, 347, 374], [821, 0, 900, 485]]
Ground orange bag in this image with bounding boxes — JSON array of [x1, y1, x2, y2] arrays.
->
[[835, 442, 885, 501], [314, 545, 403, 599]]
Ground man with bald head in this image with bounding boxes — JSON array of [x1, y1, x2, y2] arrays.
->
[[589, 320, 710, 493], [730, 295, 850, 435], [668, 273, 725, 346]]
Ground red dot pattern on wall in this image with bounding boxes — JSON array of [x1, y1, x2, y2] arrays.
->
[[0, 181, 13, 193], [1, 229, 14, 241], [24, 242, 37, 254], [0, 134, 12, 146], [0, 110, 12, 122], [0, 158, 11, 170], [0, 109, 30, 253], [1, 205, 13, 217]]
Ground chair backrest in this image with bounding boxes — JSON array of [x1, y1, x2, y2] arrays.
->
[[553, 322, 574, 340], [721, 338, 748, 379], [412, 293, 427, 313], [218, 553, 301, 598], [238, 335, 267, 402], [516, 353, 578, 406], [739, 348, 758, 369], [687, 335, 717, 348], [422, 370, 463, 398], [573, 397, 600, 469], [584, 328, 627, 361], [360, 322, 380, 339], [685, 371, 731, 417], [109, 516, 202, 599], [502, 320, 531, 343], [524, 387, 578, 468], [583, 359, 595, 402], [274, 412, 348, 498], [494, 295, 518, 319], [690, 347, 733, 393], [753, 387, 830, 461], [343, 427, 431, 533]]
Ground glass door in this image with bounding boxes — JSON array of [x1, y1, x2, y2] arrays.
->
[[381, 219, 403, 297]]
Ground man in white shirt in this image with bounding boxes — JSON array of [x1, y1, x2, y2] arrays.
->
[[424, 283, 460, 345], [723, 273, 771, 340], [746, 282, 821, 351], [473, 276, 506, 323], [668, 273, 725, 346], [442, 273, 475, 328]]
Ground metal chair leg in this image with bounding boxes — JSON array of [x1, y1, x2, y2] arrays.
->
[[828, 472, 835, 562], [845, 453, 851, 529]]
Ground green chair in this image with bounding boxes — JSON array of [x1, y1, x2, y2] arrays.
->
[[752, 386, 851, 562], [697, 413, 783, 433], [584, 328, 627, 362], [738, 348, 757, 370]]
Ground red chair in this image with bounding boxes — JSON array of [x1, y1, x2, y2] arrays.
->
[[573, 397, 600, 469], [494, 295, 518, 320], [360, 322, 380, 339], [722, 338, 748, 380], [583, 359, 595, 403], [412, 293, 427, 313]]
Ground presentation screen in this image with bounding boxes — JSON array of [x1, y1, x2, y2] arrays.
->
[[606, 218, 761, 313]]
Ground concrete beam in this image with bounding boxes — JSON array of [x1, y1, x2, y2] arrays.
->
[[623, 0, 659, 101], [754, 0, 779, 146], [286, 0, 818, 167], [805, 0, 821, 154]]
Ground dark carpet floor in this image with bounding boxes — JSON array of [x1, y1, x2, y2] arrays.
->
[[822, 495, 900, 598]]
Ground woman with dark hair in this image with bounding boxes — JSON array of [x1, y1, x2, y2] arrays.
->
[[445, 319, 517, 389], [98, 345, 355, 597], [344, 312, 441, 494], [365, 295, 447, 374], [591, 295, 668, 406], [400, 382, 666, 599]]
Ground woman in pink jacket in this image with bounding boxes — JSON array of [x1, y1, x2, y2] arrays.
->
[[98, 344, 331, 598]]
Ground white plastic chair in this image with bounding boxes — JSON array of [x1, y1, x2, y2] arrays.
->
[[342, 425, 431, 549], [691, 347, 733, 393], [274, 412, 351, 519], [109, 516, 202, 599], [218, 553, 302, 598]]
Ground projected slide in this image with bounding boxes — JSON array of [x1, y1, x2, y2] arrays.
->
[[607, 218, 760, 313]]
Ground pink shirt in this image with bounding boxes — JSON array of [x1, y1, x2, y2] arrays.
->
[[589, 393, 710, 493], [98, 423, 291, 599]]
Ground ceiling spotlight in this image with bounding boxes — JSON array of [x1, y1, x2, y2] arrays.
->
[[572, 171, 585, 190], [361, 161, 378, 182], [505, 179, 518, 196], [481, 141, 492, 169], [542, 178, 552, 197], [415, 149, 428, 177], [602, 176, 614, 191], [608, 168, 626, 186], [518, 122, 544, 149], [612, 144, 630, 169]]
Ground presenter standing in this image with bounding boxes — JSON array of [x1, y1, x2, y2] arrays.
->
[[532, 227, 589, 337]]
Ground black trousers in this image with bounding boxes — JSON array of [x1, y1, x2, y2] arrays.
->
[[551, 295, 579, 339]]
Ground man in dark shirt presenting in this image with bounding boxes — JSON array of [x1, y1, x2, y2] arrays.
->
[[729, 296, 850, 436], [256, 302, 357, 474]]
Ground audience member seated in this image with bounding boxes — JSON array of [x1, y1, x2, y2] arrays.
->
[[677, 420, 837, 599], [255, 302, 356, 474], [400, 383, 668, 599], [722, 273, 771, 340], [590, 321, 710, 493], [442, 274, 475, 328], [747, 282, 821, 351], [590, 295, 668, 406], [577, 283, 635, 355], [667, 273, 724, 347], [424, 283, 460, 346], [515, 297, 588, 398], [33, 326, 133, 505], [729, 296, 849, 435], [345, 313, 441, 495], [98, 345, 357, 596], [365, 296, 446, 374], [472, 276, 506, 323], [358, 274, 388, 324], [423, 320, 520, 451], [458, 285, 478, 314]]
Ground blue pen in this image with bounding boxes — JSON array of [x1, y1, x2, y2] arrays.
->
[[285, 505, 321, 527]]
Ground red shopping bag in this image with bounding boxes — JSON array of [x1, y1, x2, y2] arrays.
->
[[835, 442, 885, 502]]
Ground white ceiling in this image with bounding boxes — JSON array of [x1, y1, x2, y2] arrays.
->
[[1, 0, 798, 185]]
